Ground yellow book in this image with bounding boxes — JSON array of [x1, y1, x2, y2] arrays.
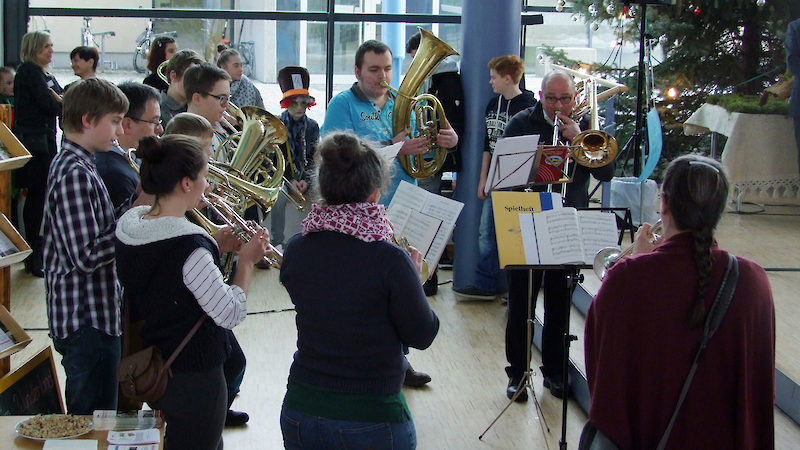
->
[[491, 191, 560, 268]]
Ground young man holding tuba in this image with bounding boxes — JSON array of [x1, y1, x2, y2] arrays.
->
[[502, 70, 616, 402], [320, 40, 458, 205], [320, 39, 458, 387]]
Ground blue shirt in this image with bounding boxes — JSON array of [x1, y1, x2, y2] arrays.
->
[[320, 83, 417, 205]]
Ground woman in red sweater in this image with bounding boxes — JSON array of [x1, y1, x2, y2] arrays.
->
[[584, 154, 775, 449]]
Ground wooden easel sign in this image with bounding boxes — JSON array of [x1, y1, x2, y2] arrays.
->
[[0, 346, 65, 415]]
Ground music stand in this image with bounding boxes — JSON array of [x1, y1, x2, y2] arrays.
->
[[479, 152, 584, 445]]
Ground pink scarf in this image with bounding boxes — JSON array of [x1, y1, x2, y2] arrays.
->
[[301, 201, 393, 243]]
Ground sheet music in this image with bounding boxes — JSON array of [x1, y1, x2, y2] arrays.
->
[[376, 141, 403, 162], [578, 210, 620, 263], [395, 210, 441, 257], [387, 181, 464, 270], [484, 134, 540, 194], [532, 208, 584, 264], [519, 214, 540, 265]]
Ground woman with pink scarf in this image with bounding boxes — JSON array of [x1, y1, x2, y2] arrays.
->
[[279, 132, 439, 450]]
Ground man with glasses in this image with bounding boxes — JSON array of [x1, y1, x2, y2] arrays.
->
[[96, 81, 162, 215], [501, 70, 616, 402], [182, 63, 232, 156]]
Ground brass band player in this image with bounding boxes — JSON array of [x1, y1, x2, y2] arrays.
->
[[503, 70, 616, 402]]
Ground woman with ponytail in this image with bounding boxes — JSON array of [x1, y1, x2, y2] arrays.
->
[[583, 155, 775, 449], [279, 132, 439, 449], [114, 135, 269, 450]]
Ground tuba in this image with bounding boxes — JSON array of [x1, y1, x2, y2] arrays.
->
[[382, 27, 459, 179]]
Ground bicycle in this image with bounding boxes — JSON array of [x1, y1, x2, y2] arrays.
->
[[133, 19, 178, 74], [80, 17, 117, 71]]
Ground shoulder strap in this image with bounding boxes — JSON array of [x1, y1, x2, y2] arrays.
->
[[161, 315, 206, 372], [656, 253, 739, 450]]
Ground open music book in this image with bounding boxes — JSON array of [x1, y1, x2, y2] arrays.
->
[[519, 208, 619, 265], [387, 181, 464, 274]]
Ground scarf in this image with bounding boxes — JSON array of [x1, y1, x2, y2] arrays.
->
[[301, 201, 393, 243]]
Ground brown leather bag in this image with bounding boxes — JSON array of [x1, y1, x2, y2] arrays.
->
[[117, 316, 205, 403]]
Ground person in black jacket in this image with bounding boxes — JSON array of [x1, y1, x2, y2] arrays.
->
[[503, 71, 616, 402], [14, 31, 63, 277], [405, 32, 466, 296], [142, 36, 177, 93]]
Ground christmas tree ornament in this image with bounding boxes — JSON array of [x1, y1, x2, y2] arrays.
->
[[756, 0, 766, 6], [606, 4, 615, 15], [588, 3, 598, 16]]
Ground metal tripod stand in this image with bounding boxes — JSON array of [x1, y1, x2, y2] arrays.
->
[[479, 268, 550, 441]]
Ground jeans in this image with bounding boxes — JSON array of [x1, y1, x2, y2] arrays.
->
[[53, 327, 121, 414], [280, 404, 417, 450], [474, 196, 507, 293]]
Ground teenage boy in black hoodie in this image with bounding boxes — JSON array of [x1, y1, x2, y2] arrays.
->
[[454, 55, 535, 300]]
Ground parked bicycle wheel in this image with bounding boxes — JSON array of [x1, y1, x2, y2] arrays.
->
[[133, 37, 150, 73]]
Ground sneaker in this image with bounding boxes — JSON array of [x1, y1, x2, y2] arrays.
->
[[403, 366, 432, 387], [224, 409, 249, 427], [506, 375, 528, 402], [452, 285, 495, 301]]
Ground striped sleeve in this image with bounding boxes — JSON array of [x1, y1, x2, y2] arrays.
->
[[181, 247, 247, 329]]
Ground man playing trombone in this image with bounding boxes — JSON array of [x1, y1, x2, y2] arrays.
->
[[502, 70, 616, 402]]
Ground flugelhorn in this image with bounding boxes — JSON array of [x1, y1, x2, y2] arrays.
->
[[202, 193, 283, 267], [392, 235, 431, 284], [383, 27, 458, 179], [593, 219, 663, 280]]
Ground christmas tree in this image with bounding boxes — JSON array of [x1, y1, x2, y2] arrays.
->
[[550, 0, 797, 178]]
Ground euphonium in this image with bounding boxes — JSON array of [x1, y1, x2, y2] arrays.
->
[[382, 27, 458, 179], [213, 105, 289, 213]]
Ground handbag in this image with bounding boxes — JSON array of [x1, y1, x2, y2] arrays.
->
[[117, 315, 205, 403], [579, 253, 739, 450]]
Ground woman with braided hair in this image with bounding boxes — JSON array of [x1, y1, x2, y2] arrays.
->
[[583, 154, 775, 449]]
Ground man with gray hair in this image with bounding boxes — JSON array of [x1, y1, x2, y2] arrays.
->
[[502, 70, 616, 402]]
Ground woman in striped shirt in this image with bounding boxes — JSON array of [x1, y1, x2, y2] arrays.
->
[[115, 134, 269, 450]]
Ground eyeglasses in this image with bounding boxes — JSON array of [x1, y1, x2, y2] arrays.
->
[[201, 92, 231, 107], [127, 116, 163, 127], [544, 95, 574, 105]]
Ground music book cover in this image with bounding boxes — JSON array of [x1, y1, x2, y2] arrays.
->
[[491, 191, 562, 268], [519, 208, 619, 265]]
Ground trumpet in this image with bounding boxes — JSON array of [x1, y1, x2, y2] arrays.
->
[[202, 193, 283, 268], [593, 219, 663, 280]]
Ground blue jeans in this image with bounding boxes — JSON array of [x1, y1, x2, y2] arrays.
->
[[53, 327, 121, 414], [474, 196, 507, 293], [280, 404, 417, 450]]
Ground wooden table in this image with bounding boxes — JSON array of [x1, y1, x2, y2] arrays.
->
[[0, 416, 164, 449]]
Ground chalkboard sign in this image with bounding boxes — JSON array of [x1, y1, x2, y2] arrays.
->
[[0, 346, 64, 415]]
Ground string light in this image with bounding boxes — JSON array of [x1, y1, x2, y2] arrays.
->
[[666, 87, 678, 99]]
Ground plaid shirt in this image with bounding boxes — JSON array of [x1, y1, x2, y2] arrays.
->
[[43, 139, 121, 339]]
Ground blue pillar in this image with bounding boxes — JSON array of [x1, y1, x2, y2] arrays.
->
[[453, 0, 521, 290], [382, 0, 405, 88]]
